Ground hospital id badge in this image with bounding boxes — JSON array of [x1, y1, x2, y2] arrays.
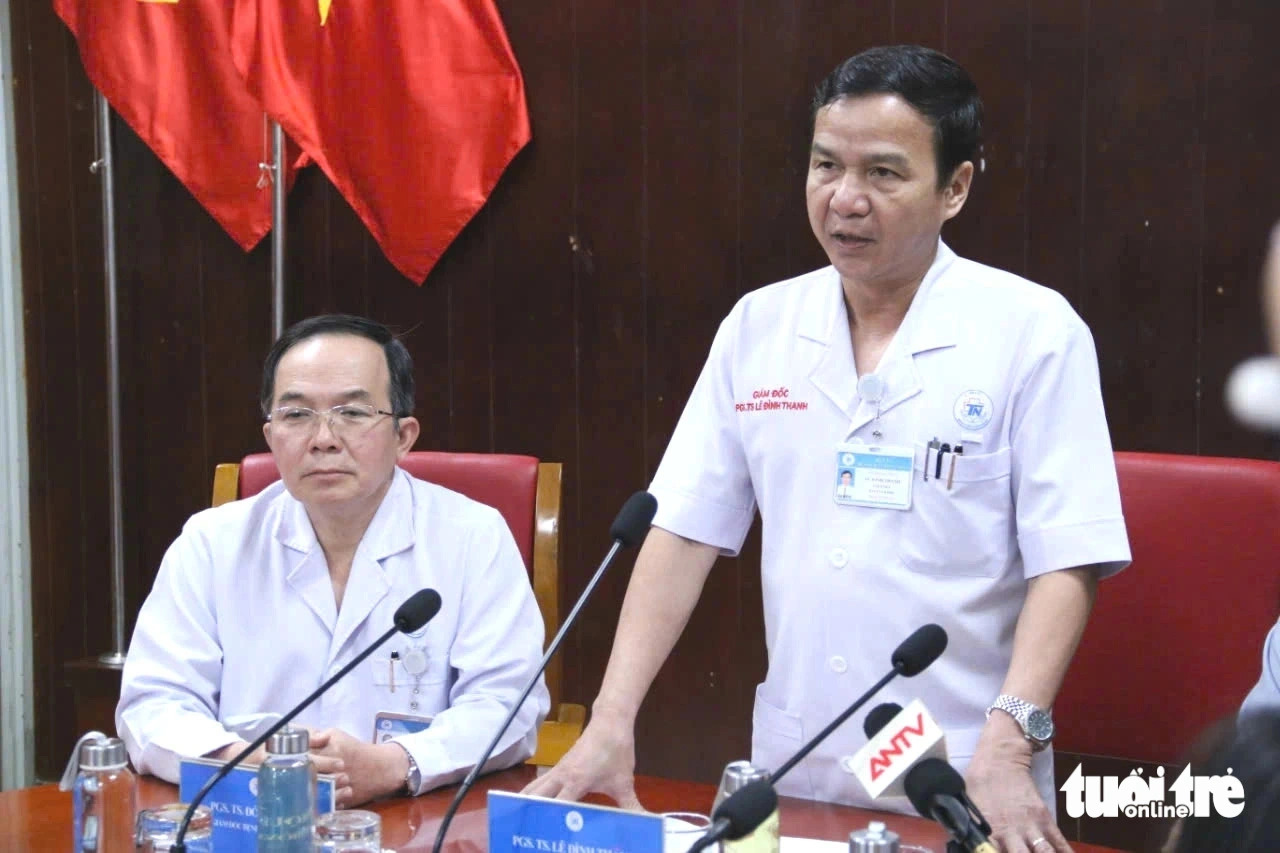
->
[[373, 711, 433, 743], [833, 443, 914, 510]]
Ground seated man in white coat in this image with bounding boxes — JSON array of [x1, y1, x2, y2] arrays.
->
[[527, 45, 1131, 853], [1239, 228, 1280, 721], [117, 314, 549, 806]]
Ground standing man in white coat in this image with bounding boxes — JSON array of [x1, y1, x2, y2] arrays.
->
[[526, 45, 1130, 853], [117, 315, 549, 806]]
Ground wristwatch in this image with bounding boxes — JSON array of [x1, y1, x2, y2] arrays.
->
[[986, 694, 1055, 752], [396, 743, 421, 795]]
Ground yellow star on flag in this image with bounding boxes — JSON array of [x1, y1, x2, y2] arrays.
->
[[319, 0, 331, 25]]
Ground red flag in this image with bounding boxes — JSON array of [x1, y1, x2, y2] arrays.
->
[[54, 0, 304, 250], [230, 0, 531, 283]]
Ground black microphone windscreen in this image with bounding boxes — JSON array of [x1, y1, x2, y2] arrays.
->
[[711, 779, 778, 839], [904, 757, 966, 818], [395, 588, 442, 632], [863, 702, 904, 738], [609, 491, 658, 547], [892, 624, 948, 676]]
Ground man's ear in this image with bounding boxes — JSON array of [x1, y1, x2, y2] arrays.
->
[[395, 416, 421, 456], [941, 160, 974, 221]]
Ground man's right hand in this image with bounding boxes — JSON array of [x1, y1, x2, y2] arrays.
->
[[520, 707, 642, 809], [209, 730, 350, 796]]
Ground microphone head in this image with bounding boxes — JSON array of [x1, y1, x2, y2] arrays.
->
[[1227, 356, 1280, 431], [892, 624, 947, 676], [903, 757, 966, 818], [395, 588, 442, 633], [609, 491, 658, 547], [711, 779, 778, 840], [863, 702, 903, 739]]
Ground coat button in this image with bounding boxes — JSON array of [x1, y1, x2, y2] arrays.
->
[[829, 655, 848, 673], [829, 548, 848, 568]]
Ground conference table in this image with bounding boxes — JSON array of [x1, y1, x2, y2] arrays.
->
[[0, 765, 1123, 852]]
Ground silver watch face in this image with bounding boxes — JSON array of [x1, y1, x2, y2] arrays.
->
[[1026, 708, 1054, 743]]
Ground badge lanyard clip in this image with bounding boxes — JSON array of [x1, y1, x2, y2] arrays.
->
[[857, 373, 886, 439]]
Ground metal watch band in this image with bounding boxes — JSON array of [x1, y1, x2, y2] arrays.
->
[[988, 693, 1037, 722], [986, 693, 1054, 751], [396, 742, 421, 795]]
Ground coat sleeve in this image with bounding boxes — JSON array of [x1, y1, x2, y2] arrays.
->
[[115, 519, 240, 782]]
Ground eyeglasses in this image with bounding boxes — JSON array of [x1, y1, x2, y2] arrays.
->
[[266, 404, 397, 436]]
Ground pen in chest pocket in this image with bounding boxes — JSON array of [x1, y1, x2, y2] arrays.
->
[[935, 443, 951, 480], [390, 651, 399, 692], [946, 446, 964, 490], [925, 437, 940, 481]]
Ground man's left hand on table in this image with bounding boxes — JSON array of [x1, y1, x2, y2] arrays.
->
[[966, 713, 1071, 853]]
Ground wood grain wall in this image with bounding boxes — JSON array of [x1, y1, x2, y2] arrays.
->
[[11, 0, 1280, 787]]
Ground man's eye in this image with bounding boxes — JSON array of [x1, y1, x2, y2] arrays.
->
[[337, 406, 371, 419], [282, 409, 311, 421]]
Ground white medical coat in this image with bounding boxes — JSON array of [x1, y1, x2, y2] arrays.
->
[[650, 241, 1131, 812], [1241, 618, 1280, 720], [117, 468, 550, 793]]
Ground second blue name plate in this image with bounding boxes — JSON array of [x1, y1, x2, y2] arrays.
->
[[489, 790, 666, 853]]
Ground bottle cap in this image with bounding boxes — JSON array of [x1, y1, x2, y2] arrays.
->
[[848, 820, 900, 853], [713, 760, 772, 813], [80, 738, 128, 770], [267, 726, 310, 755]]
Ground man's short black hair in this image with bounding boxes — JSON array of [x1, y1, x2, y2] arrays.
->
[[260, 314, 414, 421], [1171, 712, 1280, 851], [811, 44, 983, 189]]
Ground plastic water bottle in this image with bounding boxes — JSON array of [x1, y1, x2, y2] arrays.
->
[[59, 731, 137, 852], [256, 726, 316, 852], [849, 821, 901, 853], [713, 760, 778, 853]]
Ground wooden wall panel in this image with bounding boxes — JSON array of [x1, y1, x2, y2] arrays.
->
[[13, 0, 1280, 801], [567, 0, 649, 722], [1081, 0, 1210, 455], [1023, 0, 1090, 310], [13, 10, 110, 782], [945, 1, 1032, 278], [1196, 0, 1280, 460], [637, 0, 750, 783]]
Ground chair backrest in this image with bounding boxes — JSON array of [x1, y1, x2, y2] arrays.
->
[[219, 451, 565, 708], [1055, 451, 1280, 763], [236, 451, 541, 571]]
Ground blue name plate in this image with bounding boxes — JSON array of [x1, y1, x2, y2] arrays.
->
[[178, 757, 337, 853], [488, 790, 664, 853]]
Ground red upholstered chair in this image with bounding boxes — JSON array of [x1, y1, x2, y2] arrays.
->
[[1055, 451, 1280, 763], [211, 451, 584, 766]]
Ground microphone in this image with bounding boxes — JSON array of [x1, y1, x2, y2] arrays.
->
[[1227, 355, 1280, 431], [768, 624, 947, 784], [430, 491, 659, 853], [904, 758, 997, 853], [686, 779, 779, 853], [684, 628, 949, 853], [170, 588, 442, 852], [850, 700, 948, 798]]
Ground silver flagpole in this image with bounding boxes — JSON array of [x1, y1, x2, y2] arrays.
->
[[271, 121, 286, 338], [91, 90, 127, 666]]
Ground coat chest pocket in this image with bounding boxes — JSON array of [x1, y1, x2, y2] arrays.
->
[[897, 445, 1014, 578]]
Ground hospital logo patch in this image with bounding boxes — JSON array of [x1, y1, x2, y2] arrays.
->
[[953, 390, 993, 430]]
